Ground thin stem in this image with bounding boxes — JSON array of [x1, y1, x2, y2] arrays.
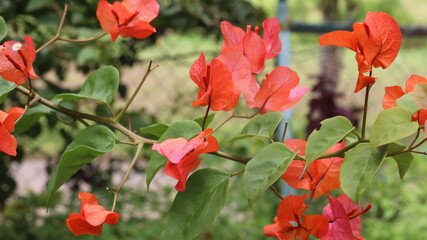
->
[[361, 72, 373, 140], [36, 4, 71, 53], [115, 61, 158, 122], [352, 129, 362, 141], [281, 121, 289, 143], [213, 109, 261, 133], [36, 5, 107, 54], [57, 33, 107, 43], [410, 151, 427, 155], [201, 102, 211, 130], [108, 143, 143, 212], [213, 113, 235, 132], [269, 186, 284, 200], [317, 140, 367, 159], [230, 169, 245, 177], [209, 151, 251, 164]]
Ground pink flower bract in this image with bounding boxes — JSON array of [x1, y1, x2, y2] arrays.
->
[[152, 129, 220, 191]]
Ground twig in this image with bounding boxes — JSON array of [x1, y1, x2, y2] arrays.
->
[[281, 121, 289, 143], [115, 61, 158, 122], [269, 186, 284, 200], [107, 143, 143, 211], [36, 4, 71, 53], [209, 151, 251, 164], [361, 75, 373, 140]]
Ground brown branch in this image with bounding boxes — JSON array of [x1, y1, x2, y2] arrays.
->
[[16, 85, 155, 144]]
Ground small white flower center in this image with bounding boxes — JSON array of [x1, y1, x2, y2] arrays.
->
[[12, 43, 22, 51]]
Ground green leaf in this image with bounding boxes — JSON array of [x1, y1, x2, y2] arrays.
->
[[0, 16, 7, 42], [46, 125, 116, 204], [55, 66, 119, 104], [388, 143, 414, 179], [193, 113, 215, 129], [396, 92, 421, 115], [306, 116, 354, 165], [146, 120, 202, 189], [413, 83, 427, 109], [76, 46, 102, 66], [243, 142, 296, 204], [163, 168, 229, 240], [140, 122, 170, 139], [14, 103, 55, 133], [370, 107, 419, 148], [228, 112, 283, 143], [341, 143, 389, 202], [25, 0, 52, 12], [0, 79, 16, 103]]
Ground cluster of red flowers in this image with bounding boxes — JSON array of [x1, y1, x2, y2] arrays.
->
[[264, 139, 372, 239], [0, 36, 36, 156], [153, 17, 309, 192], [383, 74, 427, 126], [319, 12, 402, 92]]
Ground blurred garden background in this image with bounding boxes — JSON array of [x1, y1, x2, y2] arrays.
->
[[1, 0, 427, 239]]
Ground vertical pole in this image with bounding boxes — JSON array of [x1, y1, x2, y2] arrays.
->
[[276, 0, 292, 142], [276, 0, 295, 196]]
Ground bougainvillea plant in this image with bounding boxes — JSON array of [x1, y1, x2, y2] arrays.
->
[[1, 0, 426, 239]]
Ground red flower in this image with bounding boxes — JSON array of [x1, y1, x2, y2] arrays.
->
[[0, 36, 39, 84], [66, 192, 120, 236], [383, 74, 427, 125], [321, 194, 371, 240], [152, 129, 219, 191], [243, 66, 308, 114], [319, 12, 402, 92], [220, 18, 281, 73], [281, 139, 345, 198], [190, 52, 237, 111], [264, 195, 329, 240], [96, 0, 159, 41], [0, 107, 25, 156]]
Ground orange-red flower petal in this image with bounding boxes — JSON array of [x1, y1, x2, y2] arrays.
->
[[0, 107, 25, 156], [96, 0, 159, 41], [245, 66, 308, 114], [0, 36, 39, 84], [66, 192, 120, 236], [319, 12, 402, 93]]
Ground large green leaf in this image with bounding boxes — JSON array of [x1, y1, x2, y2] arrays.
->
[[228, 112, 283, 142], [0, 16, 6, 41], [146, 120, 202, 189], [163, 168, 229, 240], [396, 92, 421, 115], [0, 79, 16, 103], [139, 122, 170, 139], [55, 66, 119, 104], [46, 125, 116, 203], [413, 83, 427, 109], [340, 143, 389, 202], [243, 142, 296, 204], [370, 107, 419, 148], [387, 143, 414, 179], [306, 116, 354, 165]]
